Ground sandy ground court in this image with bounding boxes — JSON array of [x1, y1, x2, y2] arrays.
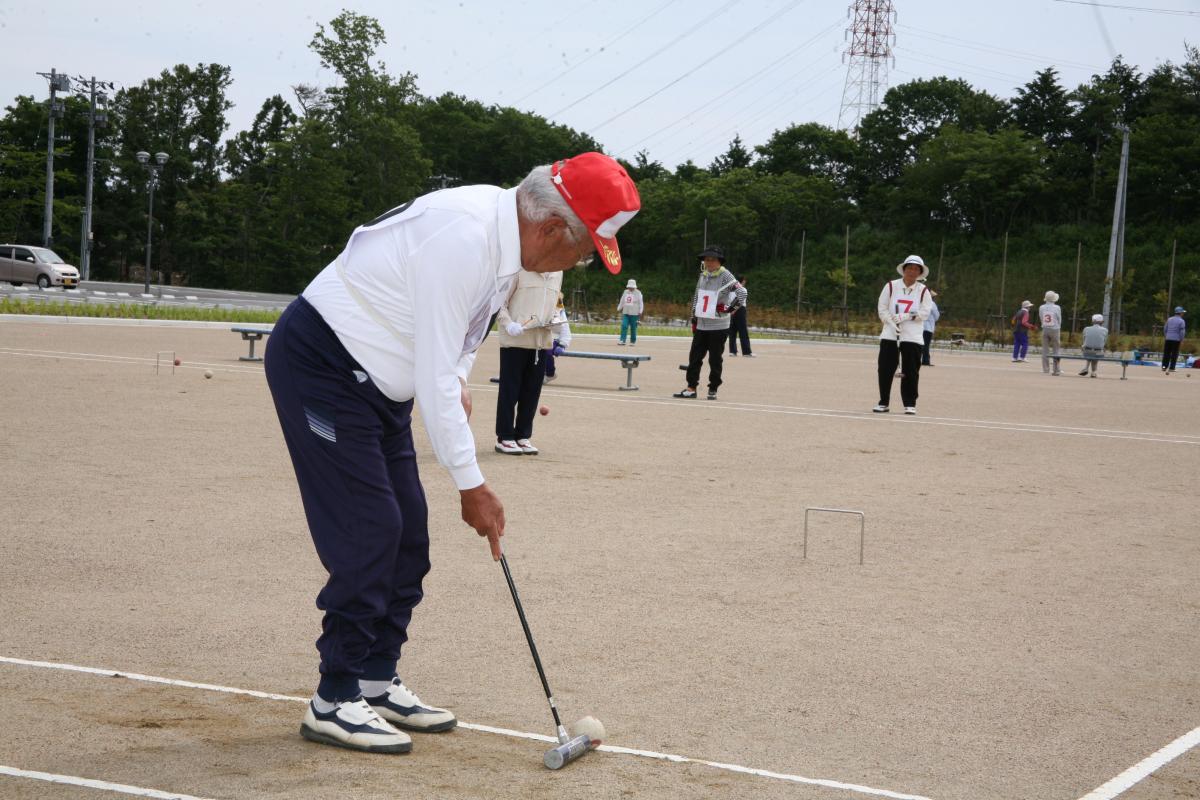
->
[[0, 315, 1197, 800]]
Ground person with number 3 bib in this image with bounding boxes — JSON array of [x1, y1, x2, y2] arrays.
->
[[873, 255, 934, 415]]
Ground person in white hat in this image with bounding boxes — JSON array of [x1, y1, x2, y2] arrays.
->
[[873, 255, 934, 415], [1079, 313, 1108, 377], [616, 277, 644, 345], [1039, 291, 1063, 375], [1011, 300, 1035, 362], [1162, 306, 1187, 373]]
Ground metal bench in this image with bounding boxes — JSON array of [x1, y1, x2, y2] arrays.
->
[[1053, 352, 1134, 380], [490, 350, 652, 391], [557, 350, 651, 390], [231, 326, 273, 362]]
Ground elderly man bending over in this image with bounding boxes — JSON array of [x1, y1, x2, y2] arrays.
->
[[264, 153, 640, 755]]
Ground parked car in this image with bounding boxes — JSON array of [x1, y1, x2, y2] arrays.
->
[[0, 244, 81, 288]]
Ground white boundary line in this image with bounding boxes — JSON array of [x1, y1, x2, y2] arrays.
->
[[0, 765, 215, 800], [0, 347, 261, 374], [0, 656, 931, 800], [1076, 725, 1200, 800], [483, 384, 1200, 446]]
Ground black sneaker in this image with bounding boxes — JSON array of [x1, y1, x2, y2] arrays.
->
[[300, 697, 411, 753], [673, 388, 698, 398], [706, 390, 718, 400]]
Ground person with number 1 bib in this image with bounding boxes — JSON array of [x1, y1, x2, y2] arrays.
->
[[873, 255, 934, 415], [673, 246, 747, 401]]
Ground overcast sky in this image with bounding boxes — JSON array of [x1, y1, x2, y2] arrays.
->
[[1, 0, 1196, 170]]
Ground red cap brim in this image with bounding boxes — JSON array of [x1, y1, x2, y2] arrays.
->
[[592, 232, 622, 274]]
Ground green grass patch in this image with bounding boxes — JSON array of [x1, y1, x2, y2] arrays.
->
[[0, 297, 282, 324]]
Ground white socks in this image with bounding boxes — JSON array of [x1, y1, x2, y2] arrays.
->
[[359, 678, 394, 699], [311, 693, 337, 714]]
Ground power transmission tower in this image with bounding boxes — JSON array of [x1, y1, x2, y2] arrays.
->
[[837, 0, 896, 131], [36, 69, 70, 247]]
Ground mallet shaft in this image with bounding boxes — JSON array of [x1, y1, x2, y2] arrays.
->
[[499, 553, 565, 735]]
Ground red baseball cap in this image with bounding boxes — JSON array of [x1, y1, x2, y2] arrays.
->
[[550, 152, 641, 274]]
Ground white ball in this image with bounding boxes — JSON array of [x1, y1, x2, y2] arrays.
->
[[568, 715, 605, 748], [204, 370, 213, 379]]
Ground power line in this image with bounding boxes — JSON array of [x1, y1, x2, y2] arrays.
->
[[896, 24, 1105, 72], [1052, 0, 1200, 16], [511, 0, 683, 106], [633, 51, 839, 160], [588, 0, 810, 132], [652, 62, 843, 166], [895, 49, 1031, 84], [550, 0, 743, 118], [612, 18, 843, 156]]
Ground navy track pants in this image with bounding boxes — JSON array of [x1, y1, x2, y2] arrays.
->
[[264, 297, 430, 701]]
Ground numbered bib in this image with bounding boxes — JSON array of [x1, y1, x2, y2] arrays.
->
[[623, 293, 635, 307], [694, 289, 719, 319]]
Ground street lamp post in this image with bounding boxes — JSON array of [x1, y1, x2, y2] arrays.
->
[[136, 151, 168, 295]]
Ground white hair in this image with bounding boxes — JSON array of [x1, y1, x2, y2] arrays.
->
[[516, 165, 589, 243], [1092, 313, 1105, 323]]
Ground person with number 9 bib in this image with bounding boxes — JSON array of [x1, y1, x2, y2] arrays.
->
[[673, 246, 747, 401], [873, 255, 934, 415]]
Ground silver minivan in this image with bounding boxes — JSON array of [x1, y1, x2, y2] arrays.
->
[[0, 244, 81, 288]]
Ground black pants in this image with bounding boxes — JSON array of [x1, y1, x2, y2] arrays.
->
[[922, 330, 933, 365], [686, 328, 728, 391], [1163, 339, 1181, 371], [728, 308, 752, 355], [264, 297, 430, 702], [496, 347, 547, 440], [878, 339, 923, 408]]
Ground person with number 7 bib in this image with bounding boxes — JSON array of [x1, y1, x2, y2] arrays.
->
[[873, 255, 934, 415], [673, 246, 747, 401]]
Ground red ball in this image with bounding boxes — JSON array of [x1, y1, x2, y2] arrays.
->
[[173, 358, 181, 366], [538, 405, 550, 416]]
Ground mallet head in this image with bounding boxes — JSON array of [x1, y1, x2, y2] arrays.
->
[[543, 733, 592, 769]]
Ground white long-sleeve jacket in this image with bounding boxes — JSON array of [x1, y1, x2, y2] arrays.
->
[[877, 278, 934, 344], [302, 185, 522, 491]]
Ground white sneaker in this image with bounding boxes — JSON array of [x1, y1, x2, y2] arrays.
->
[[516, 438, 539, 455], [543, 373, 556, 383], [872, 404, 889, 413], [904, 407, 917, 415], [364, 678, 457, 733], [300, 697, 411, 753], [495, 439, 523, 455]]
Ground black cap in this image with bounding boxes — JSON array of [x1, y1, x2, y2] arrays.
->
[[697, 245, 725, 262]]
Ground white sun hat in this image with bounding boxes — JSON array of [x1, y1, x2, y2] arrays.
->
[[895, 254, 929, 281]]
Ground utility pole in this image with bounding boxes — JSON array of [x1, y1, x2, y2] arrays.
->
[[1102, 124, 1130, 334], [37, 69, 70, 247], [998, 231, 1009, 315], [74, 76, 111, 282], [796, 229, 807, 316], [1070, 242, 1082, 341], [1165, 238, 1177, 319]]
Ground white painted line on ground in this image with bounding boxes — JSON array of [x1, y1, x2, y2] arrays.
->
[[0, 348, 261, 374], [1076, 725, 1200, 800], [498, 385, 1200, 446], [0, 765, 215, 800], [116, 292, 130, 297], [0, 656, 932, 800], [93, 290, 108, 296], [185, 295, 198, 300], [161, 294, 175, 299]]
